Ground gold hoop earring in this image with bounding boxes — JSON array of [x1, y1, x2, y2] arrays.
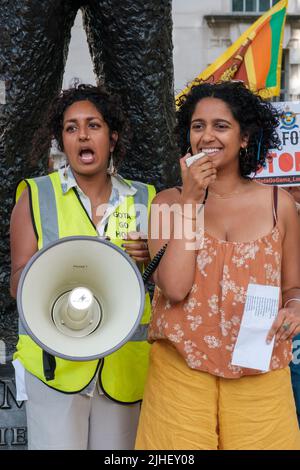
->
[[240, 147, 248, 158]]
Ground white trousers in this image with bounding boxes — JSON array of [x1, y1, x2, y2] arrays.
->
[[24, 370, 140, 450]]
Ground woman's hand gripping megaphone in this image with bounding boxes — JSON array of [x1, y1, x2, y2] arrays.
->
[[121, 231, 150, 264]]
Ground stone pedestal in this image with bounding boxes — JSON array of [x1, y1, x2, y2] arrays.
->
[[0, 364, 27, 450]]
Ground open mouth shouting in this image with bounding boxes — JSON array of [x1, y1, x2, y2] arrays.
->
[[79, 147, 95, 164]]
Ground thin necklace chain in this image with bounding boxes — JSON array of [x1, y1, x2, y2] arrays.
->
[[209, 183, 250, 199]]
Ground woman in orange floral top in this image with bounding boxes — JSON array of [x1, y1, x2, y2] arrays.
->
[[135, 81, 300, 450]]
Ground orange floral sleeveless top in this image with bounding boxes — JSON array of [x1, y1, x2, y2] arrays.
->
[[149, 187, 292, 378]]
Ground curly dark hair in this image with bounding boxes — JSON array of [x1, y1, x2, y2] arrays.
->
[[176, 80, 281, 177], [32, 82, 130, 169]]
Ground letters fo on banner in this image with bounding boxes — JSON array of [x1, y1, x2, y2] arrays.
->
[[255, 101, 300, 187]]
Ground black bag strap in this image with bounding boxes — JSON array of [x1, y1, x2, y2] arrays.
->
[[43, 350, 56, 381]]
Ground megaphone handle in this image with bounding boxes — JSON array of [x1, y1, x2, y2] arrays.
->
[[142, 243, 168, 284]]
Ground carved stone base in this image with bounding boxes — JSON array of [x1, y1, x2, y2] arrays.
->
[[0, 364, 27, 450]]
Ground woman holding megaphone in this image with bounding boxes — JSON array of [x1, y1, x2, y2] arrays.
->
[[10, 83, 156, 450]]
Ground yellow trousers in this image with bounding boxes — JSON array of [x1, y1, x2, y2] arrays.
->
[[135, 340, 300, 450]]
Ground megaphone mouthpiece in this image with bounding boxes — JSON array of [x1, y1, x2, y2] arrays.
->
[[52, 287, 102, 337], [66, 287, 94, 326]]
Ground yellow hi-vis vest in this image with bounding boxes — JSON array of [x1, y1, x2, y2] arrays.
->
[[14, 171, 156, 403]]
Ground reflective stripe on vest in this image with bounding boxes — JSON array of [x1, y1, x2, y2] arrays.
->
[[34, 176, 59, 245], [127, 180, 149, 233]]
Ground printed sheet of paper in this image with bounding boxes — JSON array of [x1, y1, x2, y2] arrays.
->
[[231, 283, 280, 371]]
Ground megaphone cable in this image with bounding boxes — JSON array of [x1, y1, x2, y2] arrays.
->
[[142, 243, 168, 284]]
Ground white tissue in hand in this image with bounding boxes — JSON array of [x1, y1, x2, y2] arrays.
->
[[185, 152, 206, 168]]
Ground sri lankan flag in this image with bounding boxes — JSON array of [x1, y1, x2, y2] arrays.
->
[[176, 0, 288, 104]]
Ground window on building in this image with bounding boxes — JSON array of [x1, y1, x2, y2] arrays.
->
[[232, 0, 280, 12], [246, 0, 256, 11], [259, 0, 270, 11], [232, 0, 243, 10]]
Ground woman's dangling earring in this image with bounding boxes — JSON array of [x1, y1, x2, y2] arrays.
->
[[63, 160, 69, 180], [107, 153, 116, 176]]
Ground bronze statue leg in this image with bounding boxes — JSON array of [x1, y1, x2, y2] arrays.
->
[[81, 0, 178, 188], [0, 0, 77, 357]]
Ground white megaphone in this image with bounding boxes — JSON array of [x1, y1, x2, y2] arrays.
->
[[17, 236, 145, 361]]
